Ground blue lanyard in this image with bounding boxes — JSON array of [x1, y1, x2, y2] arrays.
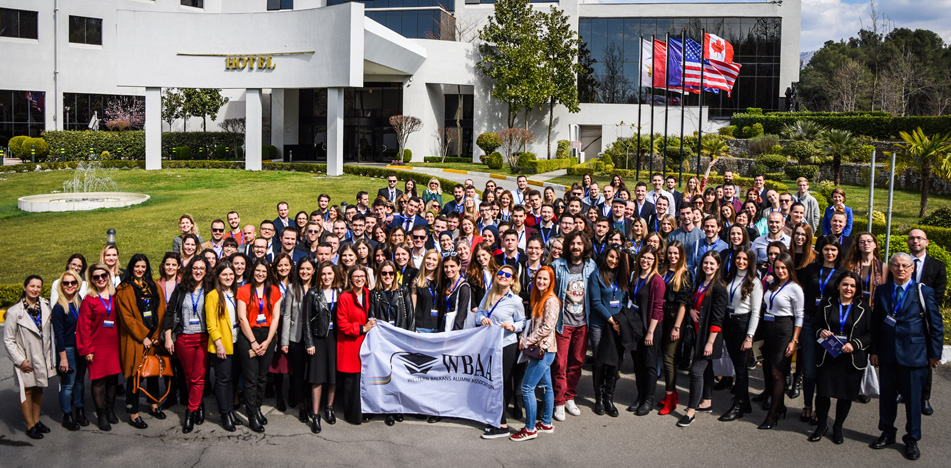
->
[[610, 280, 619, 300], [518, 230, 524, 246], [818, 268, 835, 294], [768, 280, 791, 312], [225, 293, 236, 311], [427, 280, 436, 301], [30, 308, 42, 329], [892, 282, 911, 316], [254, 290, 266, 314], [695, 280, 710, 301], [596, 243, 605, 256], [653, 217, 658, 232], [97, 294, 113, 319], [698, 239, 717, 258], [541, 226, 551, 244], [446, 276, 462, 311], [458, 196, 466, 213], [633, 276, 648, 298], [486, 292, 511, 319], [329, 289, 336, 310], [632, 241, 642, 255], [189, 289, 203, 318], [483, 270, 493, 290], [279, 283, 287, 296], [729, 277, 742, 303], [838, 302, 853, 334], [726, 250, 734, 268], [663, 271, 674, 283], [68, 303, 79, 320], [385, 291, 394, 320], [864, 265, 873, 289]]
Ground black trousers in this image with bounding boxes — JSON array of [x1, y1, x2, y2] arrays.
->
[[125, 375, 160, 414], [288, 341, 310, 410], [338, 371, 362, 424], [210, 354, 234, 413], [633, 343, 659, 403], [236, 328, 275, 409], [499, 343, 518, 427], [723, 314, 751, 401], [688, 358, 714, 409]]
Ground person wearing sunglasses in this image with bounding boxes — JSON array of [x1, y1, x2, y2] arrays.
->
[[77, 264, 122, 431], [476, 265, 526, 439], [50, 254, 88, 307], [51, 270, 88, 430], [5, 275, 55, 440], [201, 219, 227, 258], [370, 260, 416, 427]]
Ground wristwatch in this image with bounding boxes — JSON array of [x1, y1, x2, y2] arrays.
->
[[673, 327, 680, 332]]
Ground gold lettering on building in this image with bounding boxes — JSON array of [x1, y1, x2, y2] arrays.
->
[[224, 55, 277, 71]]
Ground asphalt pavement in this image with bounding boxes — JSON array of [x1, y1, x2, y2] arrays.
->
[[0, 342, 949, 467]]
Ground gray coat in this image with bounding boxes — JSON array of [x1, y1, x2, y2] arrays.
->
[[4, 299, 55, 400], [281, 284, 307, 346]]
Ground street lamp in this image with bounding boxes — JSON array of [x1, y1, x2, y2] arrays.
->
[[106, 228, 116, 245]]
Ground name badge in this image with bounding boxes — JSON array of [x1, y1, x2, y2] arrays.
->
[[885, 315, 897, 327], [256, 314, 266, 325], [815, 298, 822, 306], [328, 322, 334, 330], [726, 307, 736, 315], [862, 291, 871, 299], [189, 317, 201, 325], [631, 304, 640, 313], [103, 320, 115, 328], [431, 309, 439, 317], [609, 300, 621, 308], [763, 314, 775, 322], [143, 310, 153, 318]]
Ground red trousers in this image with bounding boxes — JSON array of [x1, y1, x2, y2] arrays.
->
[[176, 333, 208, 411], [552, 325, 587, 405]]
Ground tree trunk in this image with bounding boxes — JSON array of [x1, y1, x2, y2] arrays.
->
[[833, 154, 841, 186], [920, 160, 930, 217], [203, 116, 207, 132], [547, 98, 554, 159], [456, 85, 462, 159]]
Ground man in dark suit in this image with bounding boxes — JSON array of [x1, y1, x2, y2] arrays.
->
[[267, 228, 309, 264], [645, 196, 669, 233], [377, 173, 403, 203], [608, 198, 633, 239], [908, 229, 947, 416], [869, 252, 944, 460], [272, 201, 292, 237], [666, 175, 684, 210], [632, 182, 654, 221], [389, 196, 427, 231]]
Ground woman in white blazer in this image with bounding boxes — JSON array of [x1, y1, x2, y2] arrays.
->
[[4, 275, 56, 439]]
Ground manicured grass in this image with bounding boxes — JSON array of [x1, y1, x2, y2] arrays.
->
[[0, 168, 390, 284], [405, 162, 490, 172]]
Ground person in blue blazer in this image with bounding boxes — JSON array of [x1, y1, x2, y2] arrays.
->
[[869, 252, 943, 461]]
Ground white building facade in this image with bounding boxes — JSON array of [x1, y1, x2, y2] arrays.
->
[[0, 0, 801, 169]]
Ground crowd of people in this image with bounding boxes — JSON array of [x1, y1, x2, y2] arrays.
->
[[3, 169, 946, 457]]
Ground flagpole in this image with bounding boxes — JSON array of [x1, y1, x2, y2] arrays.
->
[[649, 34, 656, 179], [696, 29, 705, 178], [679, 27, 687, 186], [663, 32, 670, 178], [636, 35, 643, 181]]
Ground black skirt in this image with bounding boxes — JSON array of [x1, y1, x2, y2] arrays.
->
[[759, 316, 794, 371], [306, 335, 337, 385], [816, 358, 863, 401]]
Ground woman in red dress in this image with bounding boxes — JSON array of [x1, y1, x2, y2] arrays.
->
[[77, 263, 123, 431], [336, 266, 377, 425]]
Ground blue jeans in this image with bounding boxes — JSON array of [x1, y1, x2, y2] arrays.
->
[[416, 327, 437, 334], [58, 347, 87, 413], [520, 351, 555, 430]]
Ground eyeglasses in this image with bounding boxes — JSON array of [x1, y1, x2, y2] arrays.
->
[[413, 235, 427, 240], [497, 271, 513, 279], [388, 179, 397, 183], [890, 263, 913, 270], [307, 230, 320, 234], [212, 228, 225, 233], [380, 271, 395, 277], [62, 281, 78, 287], [91, 273, 109, 281]]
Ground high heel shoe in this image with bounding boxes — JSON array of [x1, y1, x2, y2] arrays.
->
[[106, 406, 119, 424], [96, 409, 112, 431], [757, 406, 786, 430], [808, 425, 828, 442], [832, 425, 844, 444], [324, 406, 337, 425], [310, 413, 322, 434]]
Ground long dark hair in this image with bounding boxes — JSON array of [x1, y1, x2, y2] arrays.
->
[[214, 261, 238, 319], [696, 250, 722, 286], [270, 252, 294, 285], [249, 258, 275, 307], [834, 270, 864, 303], [724, 247, 758, 301], [292, 257, 317, 302], [159, 251, 181, 282], [121, 253, 158, 294], [18, 275, 43, 302], [597, 245, 630, 292], [817, 235, 842, 268], [563, 230, 593, 263], [769, 252, 800, 290], [181, 256, 212, 292], [66, 253, 88, 277]]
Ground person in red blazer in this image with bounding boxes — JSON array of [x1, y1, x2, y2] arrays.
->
[[336, 266, 377, 425]]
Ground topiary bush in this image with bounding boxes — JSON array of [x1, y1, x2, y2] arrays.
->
[[748, 134, 780, 155], [921, 207, 951, 229], [756, 152, 788, 171], [485, 151, 503, 170], [517, 152, 537, 165], [401, 149, 412, 163], [718, 125, 737, 138], [600, 153, 613, 166], [769, 144, 784, 155], [171, 146, 192, 160], [556, 140, 571, 159], [848, 144, 876, 163], [784, 140, 825, 165], [262, 145, 279, 160], [476, 132, 502, 156], [784, 164, 819, 180]]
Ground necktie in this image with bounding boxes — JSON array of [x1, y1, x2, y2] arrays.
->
[[896, 285, 906, 312], [404, 217, 411, 231], [390, 190, 395, 202], [914, 258, 921, 283]]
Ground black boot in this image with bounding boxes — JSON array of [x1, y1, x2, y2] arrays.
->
[[299, 408, 310, 424], [310, 413, 322, 434], [718, 398, 745, 421], [247, 407, 265, 433], [96, 409, 111, 431], [256, 406, 268, 425], [106, 405, 118, 424], [592, 366, 605, 415], [196, 402, 205, 425], [740, 398, 753, 414], [714, 377, 734, 391], [603, 374, 620, 418], [62, 412, 80, 431], [751, 391, 768, 402], [635, 395, 654, 416], [275, 381, 287, 412], [324, 406, 336, 425], [182, 410, 195, 434], [221, 411, 236, 432], [761, 396, 773, 411], [787, 374, 802, 399], [74, 407, 90, 427], [232, 411, 243, 426]]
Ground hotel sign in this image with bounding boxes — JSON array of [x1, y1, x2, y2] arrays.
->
[[225, 55, 276, 70]]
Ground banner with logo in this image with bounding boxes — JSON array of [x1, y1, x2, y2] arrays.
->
[[360, 322, 504, 426]]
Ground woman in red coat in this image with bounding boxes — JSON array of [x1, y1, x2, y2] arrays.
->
[[77, 263, 123, 431], [336, 265, 377, 425]]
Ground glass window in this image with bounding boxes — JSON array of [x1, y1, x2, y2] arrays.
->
[[267, 0, 295, 10], [69, 16, 103, 45], [181, 0, 204, 8], [0, 8, 38, 39]]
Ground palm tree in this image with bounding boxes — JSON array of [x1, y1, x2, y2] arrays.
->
[[702, 135, 729, 158], [782, 120, 826, 141], [823, 129, 858, 186], [896, 127, 951, 217]]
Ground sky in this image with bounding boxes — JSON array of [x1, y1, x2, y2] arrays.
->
[[597, 0, 951, 52]]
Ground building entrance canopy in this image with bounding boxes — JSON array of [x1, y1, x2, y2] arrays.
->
[[114, 3, 426, 173]]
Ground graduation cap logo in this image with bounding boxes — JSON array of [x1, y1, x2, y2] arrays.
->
[[369, 352, 439, 385]]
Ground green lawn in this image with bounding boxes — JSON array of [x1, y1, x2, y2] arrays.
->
[[404, 162, 490, 172], [0, 169, 389, 284]]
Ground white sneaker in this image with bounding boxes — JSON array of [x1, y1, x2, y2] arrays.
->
[[565, 400, 581, 416], [553, 405, 566, 421]]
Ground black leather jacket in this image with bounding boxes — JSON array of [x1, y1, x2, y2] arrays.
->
[[303, 288, 338, 346], [370, 286, 415, 331]]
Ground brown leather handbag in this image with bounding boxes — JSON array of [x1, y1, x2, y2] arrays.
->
[[134, 348, 173, 402]]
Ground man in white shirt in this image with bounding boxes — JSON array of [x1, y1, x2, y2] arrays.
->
[[646, 173, 675, 215], [514, 176, 528, 205], [751, 212, 792, 263], [601, 184, 616, 218]]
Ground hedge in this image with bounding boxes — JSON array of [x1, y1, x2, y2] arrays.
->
[[0, 284, 53, 308], [784, 164, 820, 180], [567, 160, 604, 176], [42, 130, 146, 161], [515, 156, 577, 174], [423, 157, 473, 163], [556, 140, 571, 159], [731, 113, 951, 140], [877, 234, 951, 305], [162, 132, 243, 159]]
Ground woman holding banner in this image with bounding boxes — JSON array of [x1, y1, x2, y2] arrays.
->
[[511, 266, 559, 441], [476, 264, 525, 439]]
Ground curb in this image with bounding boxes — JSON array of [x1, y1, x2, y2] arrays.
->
[[384, 165, 569, 191]]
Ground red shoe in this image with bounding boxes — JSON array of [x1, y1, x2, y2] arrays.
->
[[535, 422, 554, 433], [659, 392, 678, 416], [509, 427, 538, 441]]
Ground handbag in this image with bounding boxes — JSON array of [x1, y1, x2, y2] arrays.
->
[[522, 344, 544, 360], [134, 347, 173, 403], [860, 364, 880, 397]]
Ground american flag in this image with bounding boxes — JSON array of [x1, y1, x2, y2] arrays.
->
[[682, 37, 741, 96]]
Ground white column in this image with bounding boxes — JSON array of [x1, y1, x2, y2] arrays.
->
[[145, 87, 162, 170], [327, 87, 344, 176], [270, 89, 285, 160], [246, 89, 263, 171]]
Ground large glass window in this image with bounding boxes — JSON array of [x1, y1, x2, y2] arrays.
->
[[0, 90, 45, 140], [181, 0, 204, 8], [62, 93, 144, 132], [0, 8, 39, 39], [365, 9, 450, 39], [69, 16, 103, 45], [578, 17, 782, 117], [267, 0, 294, 10]]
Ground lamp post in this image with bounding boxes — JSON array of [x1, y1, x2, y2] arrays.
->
[[107, 228, 116, 245]]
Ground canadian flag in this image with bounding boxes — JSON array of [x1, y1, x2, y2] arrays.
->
[[705, 33, 734, 63]]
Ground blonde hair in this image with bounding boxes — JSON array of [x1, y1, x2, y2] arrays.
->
[[427, 177, 442, 195], [99, 244, 121, 277], [86, 263, 116, 297], [414, 249, 443, 289], [55, 270, 82, 310], [484, 264, 521, 307]]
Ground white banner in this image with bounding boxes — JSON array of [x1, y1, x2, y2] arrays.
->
[[360, 322, 504, 426]]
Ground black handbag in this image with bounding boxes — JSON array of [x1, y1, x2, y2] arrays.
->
[[522, 344, 544, 360]]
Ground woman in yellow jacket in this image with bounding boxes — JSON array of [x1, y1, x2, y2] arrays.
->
[[205, 262, 242, 432]]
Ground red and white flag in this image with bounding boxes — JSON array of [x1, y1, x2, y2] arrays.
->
[[704, 33, 734, 63]]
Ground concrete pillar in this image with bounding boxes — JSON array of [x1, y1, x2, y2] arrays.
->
[[270, 89, 285, 160], [145, 87, 162, 170], [327, 87, 344, 176], [246, 89, 263, 171]]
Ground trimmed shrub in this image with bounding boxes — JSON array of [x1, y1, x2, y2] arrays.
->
[[769, 144, 784, 155], [556, 140, 571, 159], [262, 145, 279, 160], [476, 132, 502, 155], [516, 156, 577, 174], [784, 164, 819, 180], [401, 149, 412, 163], [15, 137, 51, 161], [747, 107, 764, 115], [784, 140, 824, 165], [518, 152, 537, 165], [600, 153, 613, 166], [756, 152, 788, 170], [485, 152, 503, 170], [748, 134, 780, 156], [921, 207, 951, 229], [764, 172, 784, 182], [731, 112, 951, 140], [8, 136, 29, 158], [742, 123, 765, 138], [705, 174, 789, 193], [718, 125, 737, 137], [161, 132, 241, 160], [848, 144, 876, 163], [172, 146, 192, 160]]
